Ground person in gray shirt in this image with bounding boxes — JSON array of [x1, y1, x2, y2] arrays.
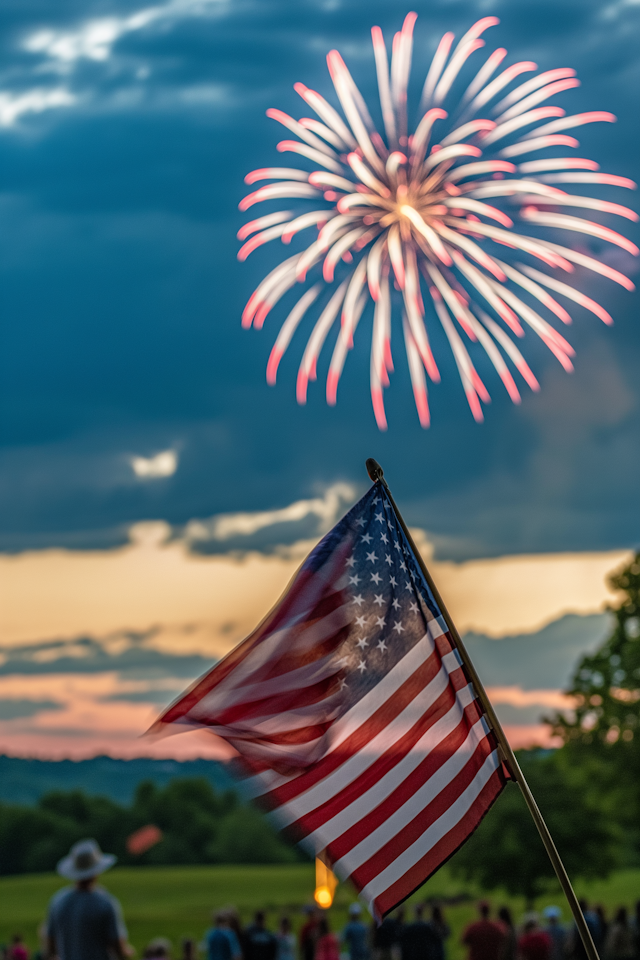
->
[[46, 838, 131, 960]]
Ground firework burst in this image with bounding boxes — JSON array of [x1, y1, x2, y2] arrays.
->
[[238, 15, 638, 429]]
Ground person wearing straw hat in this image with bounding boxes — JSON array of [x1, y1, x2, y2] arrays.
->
[[46, 839, 132, 960]]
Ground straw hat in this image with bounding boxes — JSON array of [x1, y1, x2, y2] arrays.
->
[[57, 839, 117, 881]]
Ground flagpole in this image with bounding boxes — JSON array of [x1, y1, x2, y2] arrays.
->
[[365, 457, 600, 960]]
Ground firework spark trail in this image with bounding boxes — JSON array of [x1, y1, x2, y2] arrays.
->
[[237, 14, 638, 429]]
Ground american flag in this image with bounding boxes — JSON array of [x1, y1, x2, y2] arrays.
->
[[155, 481, 507, 918]]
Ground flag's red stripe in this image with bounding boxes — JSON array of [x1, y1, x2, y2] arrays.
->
[[315, 699, 484, 860], [158, 586, 348, 724], [285, 679, 465, 839], [347, 732, 497, 889], [257, 646, 444, 808], [211, 660, 346, 726], [372, 767, 505, 918]]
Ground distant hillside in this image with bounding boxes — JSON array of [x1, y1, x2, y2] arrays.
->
[[0, 755, 235, 805]]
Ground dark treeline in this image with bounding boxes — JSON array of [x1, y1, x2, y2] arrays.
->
[[0, 778, 303, 876]]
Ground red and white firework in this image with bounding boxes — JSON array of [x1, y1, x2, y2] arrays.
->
[[238, 14, 637, 429]]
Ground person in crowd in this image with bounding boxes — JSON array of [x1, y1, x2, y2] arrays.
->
[[244, 912, 278, 960], [569, 901, 602, 960], [7, 936, 28, 960], [399, 905, 441, 960], [180, 939, 197, 960], [341, 904, 369, 960], [462, 902, 505, 960], [143, 938, 171, 959], [372, 912, 401, 960], [223, 909, 246, 958], [276, 918, 295, 960], [300, 908, 320, 960], [205, 911, 242, 960], [605, 908, 635, 960], [497, 908, 516, 960], [542, 907, 565, 960], [596, 908, 609, 956], [46, 838, 132, 960], [518, 915, 551, 960], [430, 906, 450, 960], [315, 918, 339, 960]]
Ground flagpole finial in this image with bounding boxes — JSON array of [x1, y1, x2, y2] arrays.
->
[[366, 458, 384, 482]]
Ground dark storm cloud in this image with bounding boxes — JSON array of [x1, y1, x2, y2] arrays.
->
[[464, 612, 611, 690], [0, 0, 639, 557], [0, 698, 63, 719], [0, 634, 213, 678]]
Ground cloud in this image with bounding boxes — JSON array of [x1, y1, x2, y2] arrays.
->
[[131, 449, 178, 479], [464, 613, 611, 689], [21, 0, 230, 66], [184, 482, 357, 550], [0, 698, 63, 720], [0, 632, 214, 679], [0, 88, 77, 126]]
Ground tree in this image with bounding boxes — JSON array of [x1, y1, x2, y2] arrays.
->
[[549, 552, 640, 853], [450, 750, 619, 903], [0, 777, 305, 875], [552, 553, 640, 747]]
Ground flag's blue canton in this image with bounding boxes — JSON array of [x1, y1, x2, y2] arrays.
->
[[333, 483, 453, 709]]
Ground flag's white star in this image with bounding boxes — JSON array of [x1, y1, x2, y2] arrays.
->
[[393, 621, 405, 634], [370, 572, 382, 585], [349, 574, 361, 586], [339, 678, 348, 690], [361, 533, 372, 544], [394, 541, 402, 551], [375, 616, 386, 628], [409, 601, 419, 614], [366, 551, 378, 563], [354, 517, 365, 528], [392, 598, 401, 610], [405, 581, 413, 591], [346, 555, 356, 568], [389, 576, 397, 587], [385, 553, 392, 565], [380, 532, 389, 545], [375, 512, 384, 524], [357, 659, 367, 673], [377, 639, 387, 653], [356, 636, 369, 650], [373, 593, 384, 607], [372, 496, 380, 505], [400, 560, 407, 572], [352, 594, 364, 606], [356, 615, 367, 627]]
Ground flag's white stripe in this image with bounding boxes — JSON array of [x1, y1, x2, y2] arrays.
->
[[359, 748, 501, 907], [194, 604, 351, 711], [207, 544, 352, 695], [192, 652, 341, 716], [297, 684, 476, 848], [270, 655, 464, 827], [208, 600, 351, 698], [221, 734, 326, 766], [244, 626, 446, 798], [333, 716, 491, 877], [222, 692, 344, 737]]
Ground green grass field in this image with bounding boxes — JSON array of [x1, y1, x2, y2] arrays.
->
[[3, 864, 640, 959]]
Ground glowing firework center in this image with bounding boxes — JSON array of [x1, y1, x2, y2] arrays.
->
[[238, 15, 637, 429]]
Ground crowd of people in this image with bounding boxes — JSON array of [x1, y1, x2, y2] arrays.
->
[[3, 839, 640, 960]]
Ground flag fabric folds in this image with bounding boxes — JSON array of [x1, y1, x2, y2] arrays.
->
[[154, 482, 507, 918]]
